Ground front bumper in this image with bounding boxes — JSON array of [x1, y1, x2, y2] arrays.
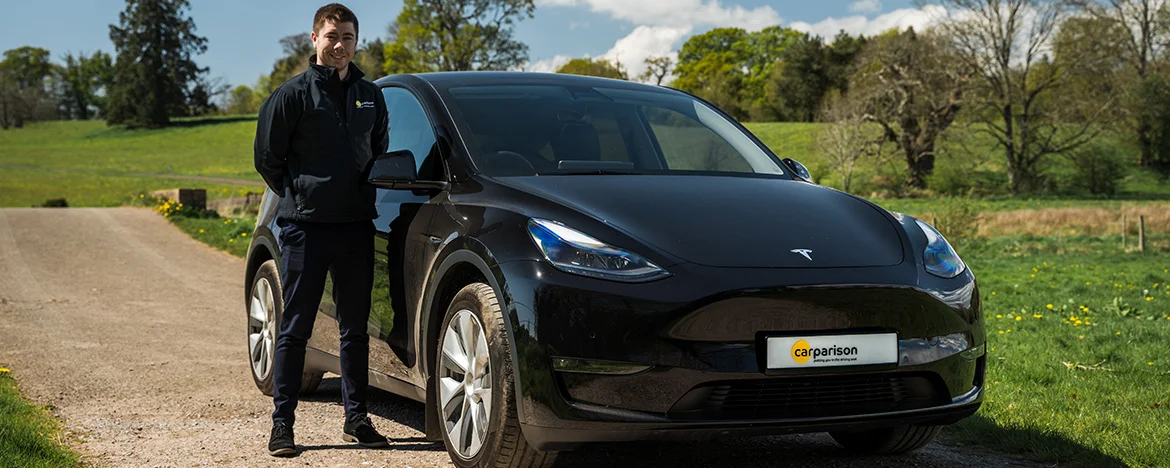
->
[[523, 384, 982, 450], [496, 259, 986, 450]]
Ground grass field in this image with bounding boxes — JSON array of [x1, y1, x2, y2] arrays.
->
[[944, 235, 1170, 467], [0, 370, 79, 468]]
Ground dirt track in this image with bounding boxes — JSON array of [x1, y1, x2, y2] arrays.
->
[[0, 207, 1042, 467]]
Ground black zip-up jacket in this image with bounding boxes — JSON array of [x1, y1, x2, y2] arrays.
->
[[254, 55, 389, 223]]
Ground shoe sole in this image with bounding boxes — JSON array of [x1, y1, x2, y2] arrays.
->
[[342, 433, 390, 448], [269, 447, 297, 457]]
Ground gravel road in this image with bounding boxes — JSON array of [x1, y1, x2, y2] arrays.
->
[[0, 207, 1042, 467]]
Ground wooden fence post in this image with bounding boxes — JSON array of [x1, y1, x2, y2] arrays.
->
[[1122, 214, 1128, 250], [1139, 216, 1146, 252]]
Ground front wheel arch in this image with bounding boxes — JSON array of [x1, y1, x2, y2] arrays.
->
[[422, 249, 526, 440]]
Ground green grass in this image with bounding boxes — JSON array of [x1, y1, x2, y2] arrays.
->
[[944, 235, 1170, 467], [0, 371, 80, 468], [0, 119, 258, 178], [167, 214, 255, 259], [0, 166, 262, 208]]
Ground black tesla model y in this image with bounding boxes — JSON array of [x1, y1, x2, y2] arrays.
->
[[244, 72, 985, 468]]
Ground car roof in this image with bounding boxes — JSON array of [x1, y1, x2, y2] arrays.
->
[[384, 71, 681, 94]]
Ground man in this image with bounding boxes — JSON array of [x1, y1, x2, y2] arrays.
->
[[253, 3, 390, 457]]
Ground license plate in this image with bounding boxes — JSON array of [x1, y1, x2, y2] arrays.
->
[[766, 333, 898, 369]]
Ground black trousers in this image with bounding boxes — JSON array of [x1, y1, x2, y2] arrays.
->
[[272, 219, 374, 427]]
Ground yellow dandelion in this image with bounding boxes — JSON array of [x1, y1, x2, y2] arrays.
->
[[1149, 362, 1155, 366], [1086, 282, 1092, 286], [996, 314, 1003, 319], [1047, 304, 1054, 309], [1015, 316, 1022, 321], [139, 194, 144, 198], [198, 229, 204, 233], [1031, 274, 1036, 278], [1033, 314, 1043, 319], [1147, 297, 1154, 301], [992, 291, 997, 295], [998, 330, 1004, 335], [241, 232, 248, 237], [0, 367, 9, 374], [1006, 329, 1012, 333], [229, 239, 235, 243]]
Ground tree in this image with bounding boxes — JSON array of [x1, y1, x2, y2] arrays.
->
[[56, 51, 114, 120], [673, 28, 751, 120], [934, 0, 1112, 193], [638, 56, 674, 85], [225, 85, 259, 115], [383, 0, 534, 74], [819, 92, 886, 193], [261, 34, 312, 95], [764, 34, 831, 122], [850, 28, 971, 189], [0, 46, 54, 128], [107, 0, 208, 128], [556, 57, 627, 80], [354, 38, 387, 80], [674, 27, 808, 121], [1070, 0, 1170, 173]]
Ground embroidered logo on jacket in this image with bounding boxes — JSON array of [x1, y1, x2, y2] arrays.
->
[[355, 100, 375, 109]]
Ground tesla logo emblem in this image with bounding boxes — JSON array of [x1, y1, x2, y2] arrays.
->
[[791, 249, 813, 261]]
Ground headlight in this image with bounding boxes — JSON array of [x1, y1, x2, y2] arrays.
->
[[527, 218, 670, 282], [915, 219, 966, 278]]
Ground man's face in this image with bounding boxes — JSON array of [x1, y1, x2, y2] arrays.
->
[[311, 19, 356, 71]]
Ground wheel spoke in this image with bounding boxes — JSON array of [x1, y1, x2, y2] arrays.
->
[[441, 328, 469, 375], [466, 399, 480, 453], [439, 376, 465, 413], [459, 313, 476, 370], [249, 297, 266, 324], [249, 333, 262, 358], [459, 399, 472, 453]]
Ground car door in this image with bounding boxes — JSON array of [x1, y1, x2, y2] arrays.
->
[[367, 86, 446, 385], [308, 86, 443, 389]]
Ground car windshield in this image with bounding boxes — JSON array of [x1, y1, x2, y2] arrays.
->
[[439, 84, 786, 177]]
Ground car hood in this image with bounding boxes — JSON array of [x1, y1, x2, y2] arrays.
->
[[494, 175, 905, 268]]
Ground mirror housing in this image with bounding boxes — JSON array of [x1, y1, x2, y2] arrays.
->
[[367, 150, 447, 190], [783, 158, 813, 183]]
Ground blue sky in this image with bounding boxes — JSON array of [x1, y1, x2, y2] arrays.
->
[[1, 0, 936, 87]]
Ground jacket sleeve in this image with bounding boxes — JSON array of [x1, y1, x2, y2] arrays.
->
[[372, 90, 390, 156], [254, 88, 300, 195]]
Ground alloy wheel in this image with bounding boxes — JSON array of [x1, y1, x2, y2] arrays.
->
[[439, 309, 493, 459], [248, 277, 276, 380]]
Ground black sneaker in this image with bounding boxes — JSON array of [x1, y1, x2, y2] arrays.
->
[[268, 423, 297, 457], [343, 417, 390, 448]]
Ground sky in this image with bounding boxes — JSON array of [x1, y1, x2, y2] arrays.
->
[[0, 0, 943, 88]]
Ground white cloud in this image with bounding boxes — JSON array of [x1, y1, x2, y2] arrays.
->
[[849, 0, 882, 14], [525, 55, 573, 73], [600, 25, 691, 83], [789, 6, 945, 39], [535, 0, 780, 31]]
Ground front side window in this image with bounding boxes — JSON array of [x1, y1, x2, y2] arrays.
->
[[381, 87, 437, 175]]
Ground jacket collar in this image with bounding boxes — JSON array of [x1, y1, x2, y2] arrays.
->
[[307, 54, 365, 83]]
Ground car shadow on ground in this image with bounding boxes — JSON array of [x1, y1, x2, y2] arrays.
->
[[305, 378, 1127, 467]]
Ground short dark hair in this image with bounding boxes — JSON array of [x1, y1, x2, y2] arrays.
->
[[313, 3, 359, 36]]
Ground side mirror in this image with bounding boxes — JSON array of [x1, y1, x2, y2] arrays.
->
[[783, 158, 813, 183], [367, 150, 447, 190]]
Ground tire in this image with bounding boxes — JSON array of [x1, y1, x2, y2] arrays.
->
[[829, 425, 943, 454], [248, 259, 324, 396], [435, 283, 556, 468]]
